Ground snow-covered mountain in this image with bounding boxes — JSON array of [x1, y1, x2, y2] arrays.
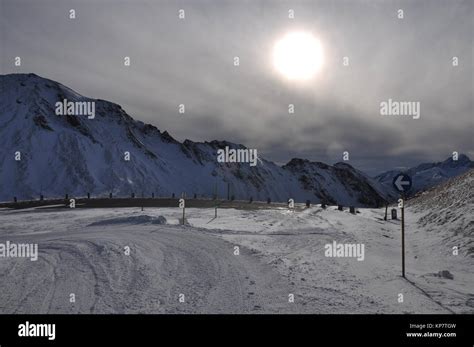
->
[[0, 73, 388, 206], [375, 154, 473, 197], [282, 159, 388, 206]]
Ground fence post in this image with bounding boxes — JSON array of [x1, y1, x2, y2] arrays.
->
[[338, 205, 343, 211], [391, 208, 397, 220], [181, 192, 186, 225], [350, 206, 356, 214]]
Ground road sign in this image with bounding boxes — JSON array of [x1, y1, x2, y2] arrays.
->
[[392, 173, 412, 193], [392, 174, 411, 279]]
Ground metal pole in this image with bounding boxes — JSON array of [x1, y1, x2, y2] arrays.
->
[[401, 196, 405, 278], [182, 192, 185, 225], [214, 179, 218, 218]]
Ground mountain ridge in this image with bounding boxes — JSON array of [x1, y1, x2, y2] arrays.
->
[[0, 73, 469, 206], [375, 153, 473, 197]]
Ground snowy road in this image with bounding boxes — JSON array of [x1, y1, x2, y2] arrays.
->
[[0, 204, 471, 314], [0, 222, 297, 314]]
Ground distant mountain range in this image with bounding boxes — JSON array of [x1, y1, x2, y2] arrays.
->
[[0, 73, 471, 206], [375, 154, 473, 198]]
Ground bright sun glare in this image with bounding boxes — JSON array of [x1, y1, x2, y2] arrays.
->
[[273, 31, 324, 81]]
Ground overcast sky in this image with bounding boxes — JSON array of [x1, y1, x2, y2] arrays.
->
[[1, 0, 472, 175]]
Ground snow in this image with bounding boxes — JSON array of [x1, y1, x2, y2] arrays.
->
[[88, 215, 167, 226], [375, 154, 473, 197], [1, 73, 472, 314], [1, 193, 471, 313], [1, 73, 387, 207]]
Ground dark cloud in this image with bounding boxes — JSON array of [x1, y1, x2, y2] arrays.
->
[[1, 0, 472, 174]]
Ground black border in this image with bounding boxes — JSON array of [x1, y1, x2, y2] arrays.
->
[[0, 314, 472, 346]]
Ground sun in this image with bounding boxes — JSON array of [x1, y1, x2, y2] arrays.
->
[[273, 31, 324, 81]]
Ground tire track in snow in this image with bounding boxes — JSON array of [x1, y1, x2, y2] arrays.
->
[[1, 225, 299, 313]]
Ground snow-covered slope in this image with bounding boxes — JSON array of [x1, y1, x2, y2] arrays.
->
[[0, 73, 387, 206], [283, 159, 388, 207], [375, 154, 473, 197], [407, 168, 474, 257]]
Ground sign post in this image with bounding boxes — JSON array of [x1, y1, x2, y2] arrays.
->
[[179, 192, 186, 225], [401, 197, 405, 277], [392, 173, 412, 278]]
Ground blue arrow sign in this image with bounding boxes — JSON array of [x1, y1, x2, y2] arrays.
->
[[392, 173, 412, 193]]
